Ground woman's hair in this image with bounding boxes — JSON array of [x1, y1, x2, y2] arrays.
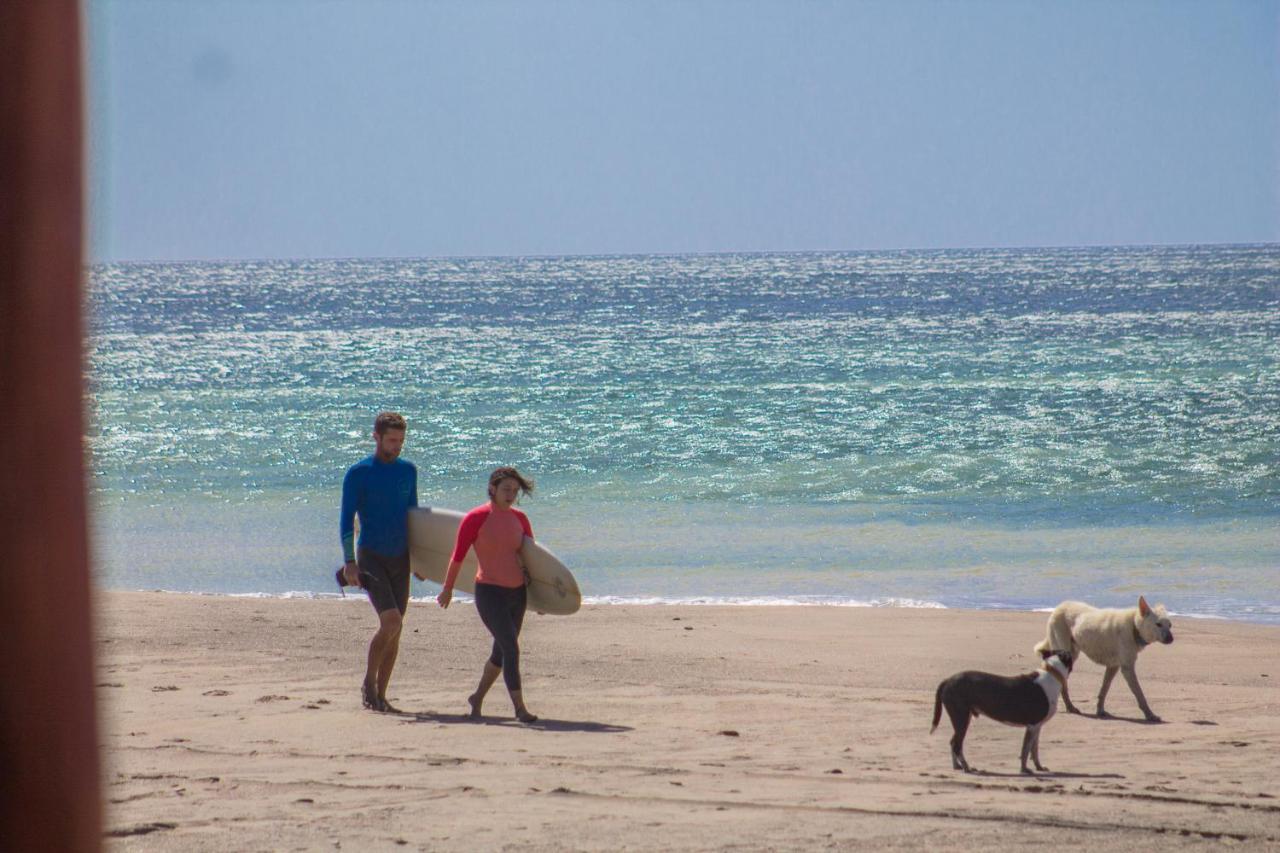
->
[[488, 466, 535, 500]]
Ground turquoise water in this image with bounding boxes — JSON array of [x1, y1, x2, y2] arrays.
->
[[87, 246, 1280, 621]]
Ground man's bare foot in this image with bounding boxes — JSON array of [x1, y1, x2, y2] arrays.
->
[[380, 698, 402, 714], [467, 694, 483, 719], [515, 707, 538, 724], [362, 681, 383, 711]]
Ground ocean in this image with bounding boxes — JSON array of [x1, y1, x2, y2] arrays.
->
[[87, 246, 1280, 622]]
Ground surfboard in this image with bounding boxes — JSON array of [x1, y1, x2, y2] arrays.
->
[[407, 506, 581, 615]]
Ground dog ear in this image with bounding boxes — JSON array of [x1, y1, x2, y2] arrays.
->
[[1038, 648, 1054, 660], [1139, 596, 1150, 616], [1060, 651, 1074, 671]]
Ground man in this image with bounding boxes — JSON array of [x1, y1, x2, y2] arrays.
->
[[340, 411, 418, 712]]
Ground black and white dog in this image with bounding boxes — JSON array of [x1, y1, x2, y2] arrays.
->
[[930, 651, 1074, 774]]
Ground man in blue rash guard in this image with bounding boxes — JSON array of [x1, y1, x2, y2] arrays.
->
[[340, 411, 419, 712]]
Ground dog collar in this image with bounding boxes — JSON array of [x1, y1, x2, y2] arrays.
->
[[1132, 623, 1149, 648], [1043, 665, 1068, 691]]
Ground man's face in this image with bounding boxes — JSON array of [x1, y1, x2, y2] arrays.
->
[[374, 428, 405, 462]]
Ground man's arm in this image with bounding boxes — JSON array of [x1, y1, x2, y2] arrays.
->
[[340, 466, 359, 583]]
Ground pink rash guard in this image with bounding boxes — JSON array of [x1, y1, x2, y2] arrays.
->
[[445, 503, 533, 590]]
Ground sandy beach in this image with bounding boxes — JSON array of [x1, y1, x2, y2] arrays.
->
[[97, 592, 1280, 851]]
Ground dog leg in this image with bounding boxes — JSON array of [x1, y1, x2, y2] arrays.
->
[[948, 710, 972, 772], [1059, 675, 1081, 715], [1029, 726, 1048, 772], [1018, 722, 1039, 768], [1121, 665, 1161, 722], [1096, 666, 1119, 718]]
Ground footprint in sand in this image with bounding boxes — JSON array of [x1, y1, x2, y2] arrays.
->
[[105, 822, 177, 838], [256, 695, 290, 703], [151, 685, 179, 692], [202, 689, 231, 697]]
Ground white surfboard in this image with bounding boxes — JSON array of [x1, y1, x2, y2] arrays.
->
[[407, 506, 581, 615]]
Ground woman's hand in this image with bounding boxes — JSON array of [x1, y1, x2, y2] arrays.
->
[[437, 587, 453, 609]]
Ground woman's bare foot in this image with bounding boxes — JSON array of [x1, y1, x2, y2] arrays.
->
[[467, 693, 483, 719], [515, 707, 538, 724]]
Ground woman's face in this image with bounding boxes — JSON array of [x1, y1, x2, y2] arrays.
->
[[491, 477, 520, 508]]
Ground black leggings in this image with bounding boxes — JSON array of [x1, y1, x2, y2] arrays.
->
[[474, 582, 528, 692]]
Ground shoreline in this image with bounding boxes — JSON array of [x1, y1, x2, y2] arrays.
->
[[95, 584, 1280, 626], [99, 591, 1280, 850]]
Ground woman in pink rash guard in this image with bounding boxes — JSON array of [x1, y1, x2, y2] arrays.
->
[[437, 466, 539, 723]]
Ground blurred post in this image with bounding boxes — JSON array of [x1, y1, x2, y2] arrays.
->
[[0, 1, 102, 851]]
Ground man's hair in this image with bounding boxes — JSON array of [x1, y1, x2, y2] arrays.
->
[[374, 412, 407, 434]]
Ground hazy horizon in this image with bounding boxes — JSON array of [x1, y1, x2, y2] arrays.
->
[[89, 238, 1280, 267]]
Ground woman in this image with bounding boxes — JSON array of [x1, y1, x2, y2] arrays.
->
[[437, 466, 539, 723]]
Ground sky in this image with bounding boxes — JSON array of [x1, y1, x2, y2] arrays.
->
[[87, 0, 1280, 262]]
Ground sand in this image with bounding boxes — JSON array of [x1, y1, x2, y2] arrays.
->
[[96, 592, 1280, 851]]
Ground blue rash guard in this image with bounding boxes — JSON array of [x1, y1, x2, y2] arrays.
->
[[340, 455, 419, 562]]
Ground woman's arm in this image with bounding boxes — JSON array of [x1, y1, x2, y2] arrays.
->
[[439, 508, 486, 607], [437, 559, 463, 608]]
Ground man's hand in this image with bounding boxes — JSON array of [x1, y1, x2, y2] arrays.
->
[[437, 587, 453, 609], [342, 560, 360, 587]]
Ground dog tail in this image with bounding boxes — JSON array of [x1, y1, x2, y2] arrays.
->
[[930, 682, 943, 733], [1034, 605, 1066, 658]]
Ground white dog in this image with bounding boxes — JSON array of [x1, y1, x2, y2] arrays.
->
[[1033, 596, 1173, 722]]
